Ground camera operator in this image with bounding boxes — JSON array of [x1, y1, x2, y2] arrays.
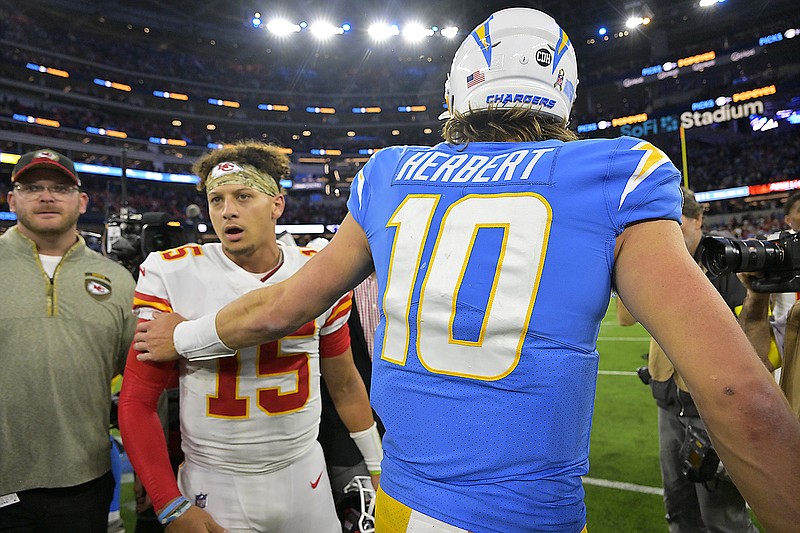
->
[[701, 191, 800, 386], [766, 191, 800, 322], [738, 274, 800, 420], [617, 186, 759, 533]]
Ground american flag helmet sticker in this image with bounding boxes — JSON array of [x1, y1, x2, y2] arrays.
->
[[466, 70, 485, 88]]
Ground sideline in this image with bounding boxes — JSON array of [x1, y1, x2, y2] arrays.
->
[[583, 476, 663, 496]]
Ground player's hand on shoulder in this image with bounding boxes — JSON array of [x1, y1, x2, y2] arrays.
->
[[165, 505, 230, 533], [134, 311, 186, 362]]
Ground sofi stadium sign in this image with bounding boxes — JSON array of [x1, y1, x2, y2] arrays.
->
[[680, 100, 764, 129], [619, 115, 680, 137]]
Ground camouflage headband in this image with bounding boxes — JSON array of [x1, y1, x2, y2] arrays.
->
[[205, 161, 281, 196]]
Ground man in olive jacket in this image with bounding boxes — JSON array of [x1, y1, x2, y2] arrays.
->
[[0, 149, 136, 532]]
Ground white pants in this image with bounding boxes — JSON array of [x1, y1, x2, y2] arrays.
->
[[178, 441, 340, 532]]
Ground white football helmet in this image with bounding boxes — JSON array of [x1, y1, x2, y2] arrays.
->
[[339, 476, 376, 533], [440, 7, 578, 123]]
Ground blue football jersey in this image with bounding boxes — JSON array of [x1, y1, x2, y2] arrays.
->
[[347, 137, 682, 532]]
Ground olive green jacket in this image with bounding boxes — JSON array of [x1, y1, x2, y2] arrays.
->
[[0, 227, 136, 494]]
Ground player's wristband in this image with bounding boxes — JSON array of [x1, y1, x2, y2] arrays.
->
[[350, 421, 383, 474], [158, 496, 191, 525], [173, 313, 235, 361]]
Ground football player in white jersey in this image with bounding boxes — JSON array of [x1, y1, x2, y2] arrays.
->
[[118, 141, 382, 532]]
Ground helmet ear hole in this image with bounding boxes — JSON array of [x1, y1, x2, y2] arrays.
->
[[441, 7, 579, 123]]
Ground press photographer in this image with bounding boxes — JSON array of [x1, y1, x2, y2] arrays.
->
[[737, 270, 800, 425]]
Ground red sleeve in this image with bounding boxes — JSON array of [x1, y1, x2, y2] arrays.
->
[[319, 321, 351, 358], [118, 319, 182, 513]]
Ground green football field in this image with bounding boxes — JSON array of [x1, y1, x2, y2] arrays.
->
[[118, 297, 764, 532]]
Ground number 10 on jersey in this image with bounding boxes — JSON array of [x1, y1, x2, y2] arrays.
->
[[381, 193, 552, 381]]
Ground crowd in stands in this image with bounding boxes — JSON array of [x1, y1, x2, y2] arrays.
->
[[0, 174, 349, 231], [2, 124, 796, 240], [0, 7, 451, 99], [706, 210, 787, 239], [687, 126, 800, 193]]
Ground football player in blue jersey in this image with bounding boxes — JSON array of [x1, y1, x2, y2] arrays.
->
[[135, 7, 800, 533]]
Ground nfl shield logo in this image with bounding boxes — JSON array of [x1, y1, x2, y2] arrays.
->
[[195, 493, 208, 508]]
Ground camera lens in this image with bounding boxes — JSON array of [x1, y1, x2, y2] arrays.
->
[[701, 236, 785, 276]]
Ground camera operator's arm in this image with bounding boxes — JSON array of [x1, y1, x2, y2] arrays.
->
[[615, 219, 800, 533], [616, 296, 638, 326], [737, 273, 780, 372]]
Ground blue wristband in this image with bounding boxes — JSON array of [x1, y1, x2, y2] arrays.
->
[[158, 496, 190, 525]]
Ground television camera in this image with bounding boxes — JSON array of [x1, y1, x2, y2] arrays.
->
[[104, 211, 192, 277], [701, 230, 800, 293]]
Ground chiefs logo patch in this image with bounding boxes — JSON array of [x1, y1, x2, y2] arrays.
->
[[84, 272, 112, 301], [34, 150, 59, 161], [211, 161, 243, 178]]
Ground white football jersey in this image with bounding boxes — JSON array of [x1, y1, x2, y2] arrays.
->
[[133, 243, 352, 474]]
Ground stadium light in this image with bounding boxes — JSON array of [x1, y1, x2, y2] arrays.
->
[[625, 16, 651, 28], [440, 26, 458, 38], [93, 78, 132, 92], [309, 21, 345, 38], [258, 103, 289, 112], [26, 62, 69, 78], [402, 23, 434, 41], [368, 23, 400, 41], [598, 27, 607, 36], [699, 0, 725, 6], [266, 19, 301, 35]]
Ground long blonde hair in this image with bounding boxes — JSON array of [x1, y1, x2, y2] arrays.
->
[[442, 106, 578, 146]]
